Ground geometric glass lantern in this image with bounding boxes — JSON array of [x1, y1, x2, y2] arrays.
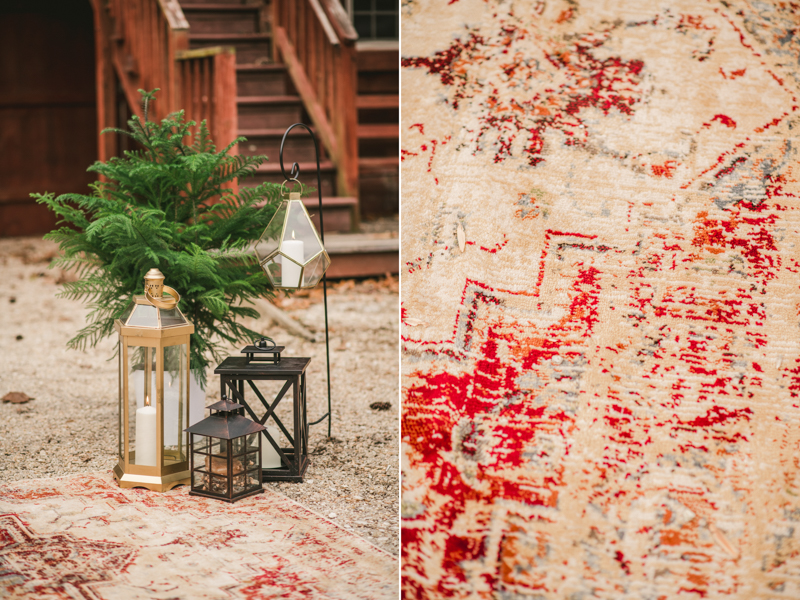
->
[[185, 396, 266, 502], [253, 192, 331, 289], [113, 268, 193, 492]]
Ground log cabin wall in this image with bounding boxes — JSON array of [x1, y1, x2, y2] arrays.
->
[[0, 0, 98, 237]]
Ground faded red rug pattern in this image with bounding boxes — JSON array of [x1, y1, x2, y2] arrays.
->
[[0, 472, 398, 599], [401, 0, 800, 597]]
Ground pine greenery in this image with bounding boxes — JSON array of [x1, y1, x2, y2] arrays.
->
[[34, 89, 283, 387]]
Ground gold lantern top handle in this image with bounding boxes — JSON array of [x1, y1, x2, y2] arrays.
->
[[279, 178, 304, 200], [143, 268, 181, 310]]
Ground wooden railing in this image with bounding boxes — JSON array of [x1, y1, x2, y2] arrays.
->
[[176, 47, 238, 153], [91, 0, 237, 162], [273, 0, 359, 199]]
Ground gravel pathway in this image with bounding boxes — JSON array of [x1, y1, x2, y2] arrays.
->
[[0, 237, 399, 555]]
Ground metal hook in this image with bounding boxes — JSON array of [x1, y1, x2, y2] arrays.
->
[[279, 123, 318, 183], [279, 179, 304, 197]]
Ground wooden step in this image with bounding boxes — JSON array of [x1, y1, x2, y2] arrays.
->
[[254, 160, 336, 176], [304, 196, 357, 234], [356, 94, 398, 109], [323, 233, 399, 279], [356, 47, 398, 72], [358, 71, 398, 95], [358, 158, 399, 218], [237, 63, 289, 96], [180, 3, 257, 9], [237, 95, 303, 129], [357, 124, 398, 140], [180, 4, 259, 34], [242, 160, 337, 197], [358, 157, 398, 172], [189, 33, 270, 64], [239, 127, 325, 162], [179, 0, 247, 4], [190, 33, 269, 42], [239, 127, 315, 136], [237, 95, 301, 106]]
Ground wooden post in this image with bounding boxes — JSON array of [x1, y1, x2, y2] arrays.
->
[[90, 0, 118, 162], [213, 49, 238, 155]]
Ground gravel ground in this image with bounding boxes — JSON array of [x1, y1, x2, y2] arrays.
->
[[0, 237, 399, 555]]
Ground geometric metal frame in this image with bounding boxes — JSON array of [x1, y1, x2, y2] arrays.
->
[[254, 198, 331, 290]]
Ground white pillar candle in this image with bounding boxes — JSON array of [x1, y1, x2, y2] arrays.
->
[[134, 368, 202, 446], [282, 234, 304, 287], [135, 396, 157, 466], [261, 426, 282, 468]]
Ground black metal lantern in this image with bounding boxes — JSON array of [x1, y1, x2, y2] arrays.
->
[[185, 396, 266, 502]]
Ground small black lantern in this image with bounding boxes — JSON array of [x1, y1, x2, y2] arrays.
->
[[185, 396, 266, 502]]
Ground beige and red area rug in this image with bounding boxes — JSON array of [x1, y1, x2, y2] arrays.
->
[[401, 0, 800, 597], [0, 472, 397, 599]]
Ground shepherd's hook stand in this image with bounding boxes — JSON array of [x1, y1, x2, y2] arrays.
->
[[279, 123, 333, 438]]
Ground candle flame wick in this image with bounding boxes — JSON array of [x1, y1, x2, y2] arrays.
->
[[145, 395, 151, 407], [291, 230, 296, 240]]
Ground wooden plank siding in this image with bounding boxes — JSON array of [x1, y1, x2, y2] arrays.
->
[[0, 0, 98, 237]]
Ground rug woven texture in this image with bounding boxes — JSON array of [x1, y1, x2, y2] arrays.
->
[[401, 0, 800, 597], [0, 472, 398, 599]]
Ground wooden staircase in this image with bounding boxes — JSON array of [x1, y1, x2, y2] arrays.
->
[[356, 42, 399, 217], [96, 0, 397, 278]]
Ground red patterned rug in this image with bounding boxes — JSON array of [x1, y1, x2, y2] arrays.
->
[[0, 472, 398, 599], [401, 0, 800, 597]]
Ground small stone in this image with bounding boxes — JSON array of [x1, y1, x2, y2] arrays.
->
[[551, 355, 563, 365], [15, 335, 23, 341], [328, 512, 337, 518], [3, 392, 32, 404], [370, 402, 391, 411], [9, 297, 16, 303]]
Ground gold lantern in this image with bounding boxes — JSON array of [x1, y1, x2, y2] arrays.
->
[[253, 191, 331, 289], [113, 269, 193, 491]]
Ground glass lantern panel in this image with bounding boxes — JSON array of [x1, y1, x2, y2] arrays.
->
[[261, 427, 283, 469], [192, 470, 209, 492], [208, 454, 228, 476], [231, 436, 247, 456], [302, 251, 330, 287], [247, 469, 261, 491], [209, 438, 226, 457], [162, 344, 187, 466], [243, 451, 259, 470], [209, 474, 227, 495], [127, 304, 159, 327], [193, 434, 209, 454], [120, 303, 134, 323], [128, 345, 157, 467], [255, 201, 289, 264], [193, 451, 208, 472], [263, 253, 303, 289], [284, 200, 323, 263], [246, 469, 261, 490], [159, 307, 187, 327], [232, 473, 245, 495], [245, 433, 259, 452], [279, 251, 304, 289], [233, 454, 246, 477]]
